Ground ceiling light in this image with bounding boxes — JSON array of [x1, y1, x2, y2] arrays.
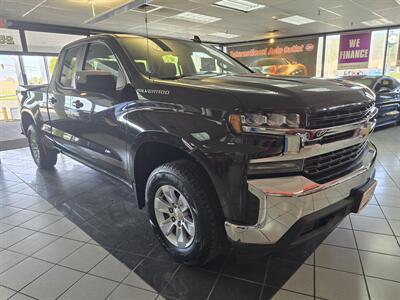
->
[[85, 0, 153, 24], [318, 7, 342, 17], [269, 38, 275, 43], [171, 12, 221, 24], [22, 0, 47, 18], [131, 3, 162, 13], [361, 18, 393, 27], [213, 0, 265, 13], [209, 32, 240, 38], [278, 15, 316, 25]]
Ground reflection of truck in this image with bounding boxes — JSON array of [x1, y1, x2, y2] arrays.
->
[[250, 57, 308, 76], [19, 34, 377, 266]]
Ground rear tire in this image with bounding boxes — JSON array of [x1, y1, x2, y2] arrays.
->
[[27, 124, 58, 169], [146, 160, 226, 266]]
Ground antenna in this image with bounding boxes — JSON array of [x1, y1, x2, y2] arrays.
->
[[144, 0, 151, 79]]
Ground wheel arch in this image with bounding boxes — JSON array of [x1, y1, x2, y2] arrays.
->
[[20, 110, 36, 134], [131, 135, 221, 213]]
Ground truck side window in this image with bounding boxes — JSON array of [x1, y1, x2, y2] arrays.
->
[[380, 79, 393, 90], [59, 46, 80, 88], [84, 43, 126, 90]]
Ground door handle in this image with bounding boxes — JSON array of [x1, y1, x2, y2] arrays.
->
[[50, 97, 57, 104], [72, 100, 84, 108]]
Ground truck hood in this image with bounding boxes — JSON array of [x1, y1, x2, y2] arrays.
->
[[175, 74, 375, 114]]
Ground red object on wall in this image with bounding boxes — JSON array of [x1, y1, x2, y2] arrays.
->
[[0, 18, 7, 28]]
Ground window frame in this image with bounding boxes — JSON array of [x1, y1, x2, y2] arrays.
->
[[57, 44, 85, 90], [81, 41, 128, 91]]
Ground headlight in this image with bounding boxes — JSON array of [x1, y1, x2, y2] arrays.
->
[[229, 113, 300, 134], [289, 69, 304, 76]]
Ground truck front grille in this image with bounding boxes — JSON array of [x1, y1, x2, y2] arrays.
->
[[320, 130, 355, 144], [307, 103, 373, 129], [303, 142, 368, 184]]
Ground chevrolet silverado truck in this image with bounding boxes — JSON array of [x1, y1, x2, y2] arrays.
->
[[18, 34, 378, 265]]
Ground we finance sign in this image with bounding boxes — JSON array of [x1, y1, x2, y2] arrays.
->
[[338, 32, 371, 70]]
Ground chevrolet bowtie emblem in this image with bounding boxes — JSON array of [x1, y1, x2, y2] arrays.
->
[[360, 126, 370, 137], [298, 129, 328, 144]]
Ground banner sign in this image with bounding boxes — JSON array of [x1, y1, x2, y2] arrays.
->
[[227, 37, 319, 76], [0, 28, 23, 52], [338, 32, 371, 70]]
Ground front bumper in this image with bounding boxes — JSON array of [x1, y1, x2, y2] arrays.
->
[[225, 141, 377, 245]]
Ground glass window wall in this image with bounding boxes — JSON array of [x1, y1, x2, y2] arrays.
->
[[46, 56, 58, 78], [324, 30, 387, 77], [22, 56, 48, 85], [25, 31, 85, 53], [385, 28, 400, 80], [0, 55, 24, 120]]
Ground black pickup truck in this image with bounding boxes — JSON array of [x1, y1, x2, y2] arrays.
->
[[18, 34, 378, 265]]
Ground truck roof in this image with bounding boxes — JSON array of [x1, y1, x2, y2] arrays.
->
[[63, 33, 197, 51]]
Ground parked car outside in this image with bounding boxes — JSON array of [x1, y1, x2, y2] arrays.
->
[[250, 57, 308, 76], [341, 75, 400, 127]]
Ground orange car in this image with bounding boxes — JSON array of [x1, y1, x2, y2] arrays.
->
[[250, 57, 308, 76]]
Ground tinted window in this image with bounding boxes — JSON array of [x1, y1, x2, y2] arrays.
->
[[84, 43, 126, 89], [381, 79, 394, 90], [59, 46, 80, 88], [119, 37, 250, 79], [347, 77, 375, 88]]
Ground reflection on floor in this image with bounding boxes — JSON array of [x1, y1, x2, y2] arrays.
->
[[0, 126, 399, 300]]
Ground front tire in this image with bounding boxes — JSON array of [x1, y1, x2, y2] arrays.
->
[[146, 160, 226, 266], [27, 124, 58, 169]]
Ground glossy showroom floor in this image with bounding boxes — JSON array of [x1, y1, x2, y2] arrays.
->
[[1, 127, 400, 300]]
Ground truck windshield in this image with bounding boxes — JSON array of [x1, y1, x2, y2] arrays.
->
[[119, 36, 251, 79]]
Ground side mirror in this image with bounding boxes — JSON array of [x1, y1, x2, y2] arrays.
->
[[75, 70, 116, 94]]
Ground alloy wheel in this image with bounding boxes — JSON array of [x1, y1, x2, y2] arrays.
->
[[154, 185, 196, 248], [29, 133, 40, 163]]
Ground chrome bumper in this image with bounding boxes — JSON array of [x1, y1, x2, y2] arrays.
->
[[225, 141, 377, 245]]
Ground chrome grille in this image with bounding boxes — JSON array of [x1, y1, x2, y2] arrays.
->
[[320, 130, 355, 144], [303, 142, 368, 184], [307, 103, 373, 129]]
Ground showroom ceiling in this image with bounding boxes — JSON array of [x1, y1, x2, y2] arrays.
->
[[1, 0, 400, 43]]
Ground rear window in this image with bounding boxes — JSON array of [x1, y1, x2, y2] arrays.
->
[[59, 46, 80, 88]]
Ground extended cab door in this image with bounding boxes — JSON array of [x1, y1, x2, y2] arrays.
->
[[65, 41, 131, 180], [47, 44, 85, 153]]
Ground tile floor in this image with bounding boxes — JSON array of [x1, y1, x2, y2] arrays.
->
[[0, 126, 399, 300], [0, 121, 27, 151]]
